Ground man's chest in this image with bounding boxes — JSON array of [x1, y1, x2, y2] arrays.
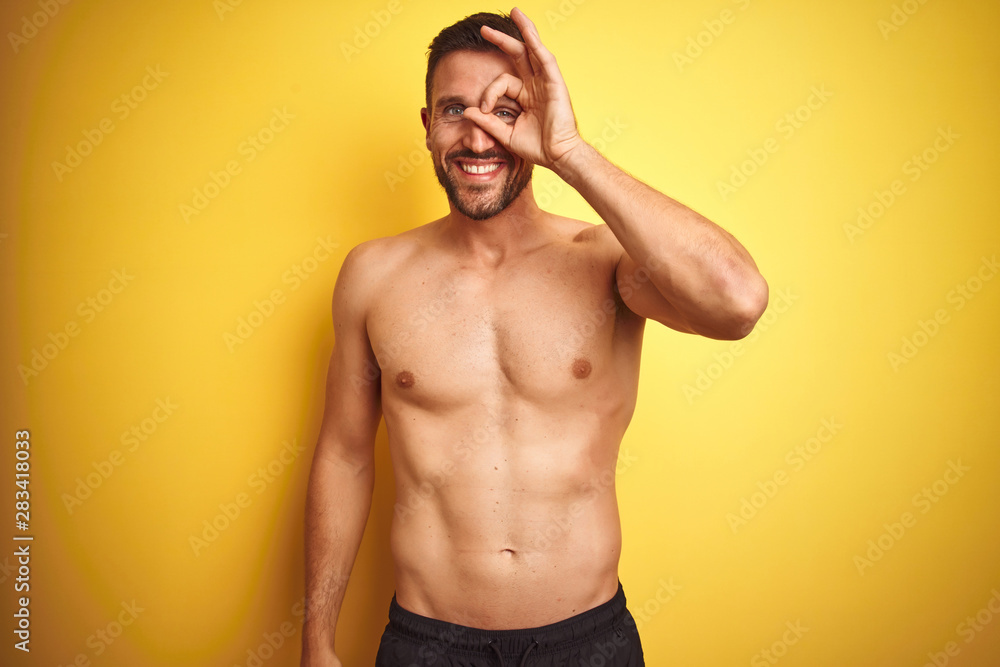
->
[[366, 256, 631, 404]]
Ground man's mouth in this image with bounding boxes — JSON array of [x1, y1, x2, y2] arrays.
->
[[453, 159, 507, 181], [459, 162, 502, 174]]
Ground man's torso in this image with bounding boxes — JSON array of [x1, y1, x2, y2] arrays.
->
[[364, 215, 645, 629]]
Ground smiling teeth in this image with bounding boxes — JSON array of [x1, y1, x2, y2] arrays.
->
[[460, 163, 500, 174]]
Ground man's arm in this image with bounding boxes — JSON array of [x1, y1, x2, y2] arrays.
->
[[302, 246, 382, 667], [557, 143, 768, 340], [464, 7, 768, 340]]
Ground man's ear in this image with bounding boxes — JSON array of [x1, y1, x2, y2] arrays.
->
[[420, 108, 431, 150]]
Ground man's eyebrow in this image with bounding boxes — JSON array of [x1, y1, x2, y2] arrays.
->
[[434, 95, 468, 110], [494, 95, 521, 110]]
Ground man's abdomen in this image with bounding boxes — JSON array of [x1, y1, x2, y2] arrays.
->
[[386, 402, 627, 630]]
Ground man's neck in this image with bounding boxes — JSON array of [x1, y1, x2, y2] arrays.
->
[[440, 187, 549, 267]]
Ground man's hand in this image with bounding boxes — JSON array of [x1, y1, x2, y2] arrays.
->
[[462, 7, 584, 171]]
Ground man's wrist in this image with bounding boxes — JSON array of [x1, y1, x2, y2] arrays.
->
[[302, 622, 336, 651], [301, 638, 338, 663], [551, 138, 601, 190]]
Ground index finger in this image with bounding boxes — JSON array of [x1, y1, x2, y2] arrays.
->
[[508, 7, 559, 78], [480, 23, 535, 81]]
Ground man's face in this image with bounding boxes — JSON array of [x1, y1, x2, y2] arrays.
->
[[422, 49, 533, 221]]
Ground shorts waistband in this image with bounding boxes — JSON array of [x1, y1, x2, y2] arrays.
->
[[386, 580, 630, 658]]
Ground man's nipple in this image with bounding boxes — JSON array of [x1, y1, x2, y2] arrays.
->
[[572, 358, 592, 379], [395, 370, 415, 389]]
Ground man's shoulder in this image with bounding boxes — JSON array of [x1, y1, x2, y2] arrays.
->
[[337, 221, 438, 286], [550, 215, 623, 260], [342, 233, 413, 268], [351, 220, 435, 259]]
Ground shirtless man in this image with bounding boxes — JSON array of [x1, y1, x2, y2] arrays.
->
[[302, 8, 767, 666]]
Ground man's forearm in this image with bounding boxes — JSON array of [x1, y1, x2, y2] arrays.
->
[[555, 140, 767, 335], [302, 448, 375, 660]]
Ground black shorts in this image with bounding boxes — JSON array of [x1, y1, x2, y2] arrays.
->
[[375, 580, 645, 666]]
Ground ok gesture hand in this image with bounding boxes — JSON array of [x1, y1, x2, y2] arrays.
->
[[461, 7, 585, 172]]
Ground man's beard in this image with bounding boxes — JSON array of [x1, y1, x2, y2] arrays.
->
[[433, 149, 533, 221]]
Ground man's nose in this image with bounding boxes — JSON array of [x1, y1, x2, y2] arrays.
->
[[462, 118, 496, 154]]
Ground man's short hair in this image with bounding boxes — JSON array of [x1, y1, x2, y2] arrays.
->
[[425, 12, 525, 111]]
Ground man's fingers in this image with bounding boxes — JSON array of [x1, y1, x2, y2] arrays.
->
[[479, 73, 524, 115], [509, 8, 558, 78], [461, 106, 513, 149], [480, 25, 534, 80], [481, 9, 560, 84]]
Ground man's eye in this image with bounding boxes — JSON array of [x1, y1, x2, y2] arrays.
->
[[445, 106, 464, 116], [495, 109, 517, 122]]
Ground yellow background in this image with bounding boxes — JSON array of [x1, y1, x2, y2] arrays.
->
[[2, 0, 999, 665]]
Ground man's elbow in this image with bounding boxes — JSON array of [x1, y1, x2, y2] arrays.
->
[[311, 433, 376, 479], [719, 273, 769, 340]]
